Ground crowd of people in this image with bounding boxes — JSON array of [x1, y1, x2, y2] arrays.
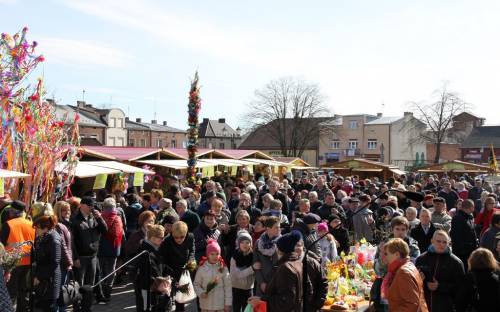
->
[[0, 171, 500, 312]]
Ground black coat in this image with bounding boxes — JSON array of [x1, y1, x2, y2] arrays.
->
[[410, 223, 437, 254], [71, 211, 108, 258], [193, 222, 221, 261], [136, 240, 163, 290], [450, 210, 478, 264], [329, 225, 349, 255], [304, 255, 328, 312], [159, 233, 195, 281], [34, 230, 62, 301], [456, 269, 500, 312], [415, 249, 465, 312]]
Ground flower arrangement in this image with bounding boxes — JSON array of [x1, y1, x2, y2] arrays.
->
[[205, 276, 219, 294], [0, 243, 21, 273], [186, 71, 201, 187]]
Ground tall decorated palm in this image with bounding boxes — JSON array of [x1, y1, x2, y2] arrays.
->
[[186, 72, 201, 186]]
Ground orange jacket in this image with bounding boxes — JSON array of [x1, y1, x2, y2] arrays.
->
[[6, 217, 35, 266], [387, 260, 428, 312]]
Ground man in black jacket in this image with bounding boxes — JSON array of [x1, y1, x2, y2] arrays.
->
[[450, 199, 478, 271], [415, 230, 465, 312], [71, 197, 108, 287], [257, 180, 289, 216], [317, 192, 346, 222], [410, 208, 437, 253]]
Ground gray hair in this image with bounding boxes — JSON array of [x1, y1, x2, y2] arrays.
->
[[102, 198, 117, 210], [176, 199, 188, 209]]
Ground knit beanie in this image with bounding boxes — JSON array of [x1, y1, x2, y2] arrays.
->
[[317, 222, 328, 233], [236, 230, 252, 246], [206, 239, 221, 256], [276, 230, 302, 254]]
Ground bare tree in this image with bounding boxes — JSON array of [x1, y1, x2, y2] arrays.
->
[[242, 77, 329, 158], [411, 83, 467, 164]]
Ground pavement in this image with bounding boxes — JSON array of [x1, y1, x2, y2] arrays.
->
[[90, 281, 198, 312]]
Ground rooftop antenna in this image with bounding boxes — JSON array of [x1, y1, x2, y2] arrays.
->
[[82, 89, 86, 101], [153, 98, 157, 121]]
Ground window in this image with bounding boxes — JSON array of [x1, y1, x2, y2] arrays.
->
[[109, 137, 116, 146], [219, 142, 225, 149], [129, 139, 135, 146], [329, 140, 340, 149], [156, 139, 163, 147], [110, 117, 116, 128], [182, 141, 187, 148], [368, 139, 377, 150], [171, 140, 176, 148], [140, 139, 146, 147], [208, 142, 213, 148], [89, 134, 98, 139], [117, 137, 124, 146], [117, 118, 123, 128], [348, 140, 358, 149], [349, 120, 358, 129]]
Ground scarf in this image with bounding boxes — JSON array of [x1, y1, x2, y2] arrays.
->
[[257, 233, 280, 257], [233, 248, 253, 268], [102, 211, 123, 248], [198, 255, 226, 270], [381, 257, 409, 300]]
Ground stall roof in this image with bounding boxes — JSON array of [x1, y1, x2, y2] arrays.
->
[[200, 158, 246, 167], [55, 162, 121, 178], [274, 157, 312, 168], [86, 161, 155, 174], [223, 149, 274, 160], [417, 160, 491, 173], [0, 169, 30, 178], [244, 158, 289, 166], [80, 146, 185, 161], [137, 159, 214, 170]]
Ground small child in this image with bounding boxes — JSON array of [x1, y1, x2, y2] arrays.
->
[[194, 239, 232, 312], [317, 222, 338, 265], [230, 230, 258, 312]]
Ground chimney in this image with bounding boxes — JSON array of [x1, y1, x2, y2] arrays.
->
[[163, 121, 167, 126], [151, 120, 157, 124], [202, 118, 209, 123], [77, 100, 86, 108], [218, 118, 226, 123], [377, 113, 383, 118], [125, 117, 129, 122], [136, 118, 142, 123], [404, 112, 413, 118]]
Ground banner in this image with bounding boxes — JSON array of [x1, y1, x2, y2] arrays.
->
[[93, 174, 107, 190], [133, 172, 144, 187], [0, 179, 4, 197]]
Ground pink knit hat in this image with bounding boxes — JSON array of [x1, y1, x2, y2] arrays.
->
[[317, 222, 328, 233], [206, 239, 221, 256]]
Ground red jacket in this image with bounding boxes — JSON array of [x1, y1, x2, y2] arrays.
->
[[387, 260, 428, 312], [475, 208, 500, 235]]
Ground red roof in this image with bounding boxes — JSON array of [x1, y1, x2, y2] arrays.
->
[[81, 146, 161, 161]]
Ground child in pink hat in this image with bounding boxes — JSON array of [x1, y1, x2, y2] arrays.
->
[[194, 239, 232, 312]]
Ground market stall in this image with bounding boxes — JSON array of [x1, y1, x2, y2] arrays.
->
[[417, 160, 491, 176], [323, 158, 405, 180]]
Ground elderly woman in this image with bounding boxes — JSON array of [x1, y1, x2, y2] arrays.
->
[[222, 210, 253, 263], [160, 221, 196, 312], [97, 197, 124, 300], [383, 238, 428, 312]]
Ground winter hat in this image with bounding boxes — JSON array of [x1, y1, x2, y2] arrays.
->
[[303, 213, 321, 225], [236, 230, 252, 246], [206, 239, 221, 256], [80, 196, 96, 208], [317, 222, 328, 233], [277, 230, 302, 254]]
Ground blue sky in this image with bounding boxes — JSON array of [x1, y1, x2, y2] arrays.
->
[[2, 0, 500, 129]]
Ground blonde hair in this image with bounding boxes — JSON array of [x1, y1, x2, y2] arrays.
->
[[146, 224, 165, 240], [468, 248, 499, 272], [54, 201, 70, 220], [384, 238, 410, 258], [172, 221, 188, 236]]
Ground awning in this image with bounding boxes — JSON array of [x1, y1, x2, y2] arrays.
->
[[199, 158, 245, 167], [290, 166, 319, 170], [137, 159, 214, 170], [352, 168, 383, 172], [244, 158, 288, 166], [217, 159, 257, 166], [55, 162, 121, 178], [0, 169, 30, 178], [86, 161, 155, 175], [390, 168, 406, 175]]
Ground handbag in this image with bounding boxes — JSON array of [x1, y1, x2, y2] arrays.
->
[[174, 270, 196, 304], [60, 271, 81, 306]]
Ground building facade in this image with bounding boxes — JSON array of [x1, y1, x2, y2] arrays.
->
[[199, 118, 242, 149], [461, 126, 500, 164], [126, 118, 186, 148]]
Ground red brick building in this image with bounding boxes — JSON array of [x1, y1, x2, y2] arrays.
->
[[461, 126, 500, 164]]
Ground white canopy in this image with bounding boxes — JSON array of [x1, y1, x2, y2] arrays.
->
[[137, 159, 214, 170], [199, 158, 246, 167], [0, 169, 30, 178], [243, 158, 289, 166], [86, 161, 155, 175], [55, 162, 120, 178]]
